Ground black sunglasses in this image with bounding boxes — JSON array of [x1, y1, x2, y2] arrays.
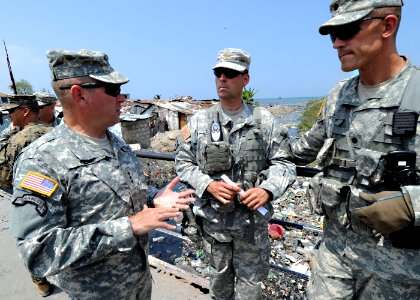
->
[[60, 82, 122, 97], [213, 68, 247, 79], [329, 16, 388, 43]]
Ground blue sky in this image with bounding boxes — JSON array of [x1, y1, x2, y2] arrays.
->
[[1, 1, 419, 100]]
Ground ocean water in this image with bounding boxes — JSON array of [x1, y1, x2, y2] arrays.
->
[[255, 96, 323, 107]]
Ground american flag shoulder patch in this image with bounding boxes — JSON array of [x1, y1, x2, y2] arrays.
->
[[20, 172, 58, 197], [181, 125, 191, 141]]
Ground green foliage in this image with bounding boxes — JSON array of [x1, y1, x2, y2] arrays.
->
[[242, 87, 259, 104], [9, 79, 34, 94], [297, 99, 324, 132]]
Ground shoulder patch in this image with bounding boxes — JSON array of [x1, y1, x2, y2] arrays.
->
[[181, 125, 191, 141], [20, 172, 58, 197], [12, 195, 48, 216]]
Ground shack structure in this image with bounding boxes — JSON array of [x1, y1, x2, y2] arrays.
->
[[120, 97, 216, 149]]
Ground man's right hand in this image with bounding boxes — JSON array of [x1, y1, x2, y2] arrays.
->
[[129, 205, 181, 235], [206, 181, 241, 205]]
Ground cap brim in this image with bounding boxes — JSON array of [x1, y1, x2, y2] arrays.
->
[[319, 8, 372, 35], [213, 62, 247, 72], [90, 71, 129, 84], [1, 103, 19, 111]]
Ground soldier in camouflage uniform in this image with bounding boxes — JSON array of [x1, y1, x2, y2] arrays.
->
[[287, 1, 420, 299], [8, 49, 195, 300], [0, 95, 52, 190], [0, 94, 52, 296], [36, 93, 62, 127], [175, 48, 296, 300]]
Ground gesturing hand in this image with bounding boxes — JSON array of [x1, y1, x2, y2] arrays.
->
[[153, 177, 196, 210], [129, 205, 181, 235]]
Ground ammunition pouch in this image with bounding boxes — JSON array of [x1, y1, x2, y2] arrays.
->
[[204, 142, 232, 174]]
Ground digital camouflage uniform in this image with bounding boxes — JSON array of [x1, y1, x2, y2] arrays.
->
[[289, 60, 420, 299], [0, 122, 51, 189], [9, 122, 156, 300], [176, 102, 296, 299]]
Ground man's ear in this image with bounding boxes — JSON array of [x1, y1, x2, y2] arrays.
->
[[383, 14, 399, 39], [70, 85, 84, 102], [243, 74, 250, 87], [23, 107, 31, 117]]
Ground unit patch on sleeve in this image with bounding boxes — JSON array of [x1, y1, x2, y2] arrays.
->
[[12, 195, 48, 216], [181, 125, 191, 141], [20, 172, 58, 197]]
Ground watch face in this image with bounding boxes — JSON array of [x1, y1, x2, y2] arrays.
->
[[211, 122, 222, 141]]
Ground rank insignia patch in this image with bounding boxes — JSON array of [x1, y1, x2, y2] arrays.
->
[[181, 125, 191, 141], [20, 172, 58, 197]]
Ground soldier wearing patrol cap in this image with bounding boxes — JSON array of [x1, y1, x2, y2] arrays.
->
[[35, 93, 62, 127], [0, 94, 52, 295], [286, 0, 420, 299], [175, 48, 296, 299], [8, 49, 195, 299], [0, 95, 51, 189]]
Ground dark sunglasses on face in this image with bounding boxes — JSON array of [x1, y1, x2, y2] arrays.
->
[[60, 82, 122, 97], [329, 16, 388, 43], [213, 68, 246, 79]]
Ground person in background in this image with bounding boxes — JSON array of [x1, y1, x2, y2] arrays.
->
[[9, 49, 195, 299], [175, 48, 295, 299], [286, 0, 420, 299], [36, 93, 62, 127], [0, 94, 52, 296]]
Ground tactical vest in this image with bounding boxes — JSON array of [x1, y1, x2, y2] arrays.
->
[[311, 66, 420, 248], [203, 104, 266, 188]]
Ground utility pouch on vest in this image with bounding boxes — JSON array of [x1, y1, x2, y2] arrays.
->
[[306, 173, 324, 215], [354, 149, 386, 187], [204, 142, 232, 174]]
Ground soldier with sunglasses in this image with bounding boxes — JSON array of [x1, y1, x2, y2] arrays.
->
[[175, 48, 295, 299], [286, 0, 420, 299], [8, 49, 195, 299]]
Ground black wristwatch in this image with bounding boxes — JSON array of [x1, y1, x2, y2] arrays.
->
[[146, 198, 155, 208]]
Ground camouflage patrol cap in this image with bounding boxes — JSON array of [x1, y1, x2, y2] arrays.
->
[[213, 48, 251, 72], [35, 92, 57, 107], [47, 49, 129, 84], [0, 95, 38, 111], [319, 0, 404, 35]]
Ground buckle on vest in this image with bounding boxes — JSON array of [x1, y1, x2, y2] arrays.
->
[[332, 158, 356, 168]]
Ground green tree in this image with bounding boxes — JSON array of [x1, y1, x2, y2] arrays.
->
[[242, 87, 259, 105], [9, 79, 34, 94]]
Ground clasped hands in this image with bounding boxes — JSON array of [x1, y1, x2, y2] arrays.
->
[[206, 180, 270, 211], [130, 177, 195, 235], [354, 190, 414, 234]]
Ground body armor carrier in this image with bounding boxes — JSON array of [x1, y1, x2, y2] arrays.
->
[[312, 67, 420, 249]]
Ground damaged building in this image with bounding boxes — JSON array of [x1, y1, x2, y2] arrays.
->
[[120, 97, 215, 149]]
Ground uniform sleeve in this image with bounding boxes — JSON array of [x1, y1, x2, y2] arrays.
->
[[257, 114, 296, 199], [0, 137, 23, 187], [286, 97, 330, 165], [402, 186, 420, 226], [9, 156, 136, 278], [175, 119, 213, 197]]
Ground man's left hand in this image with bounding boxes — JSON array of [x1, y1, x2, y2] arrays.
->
[[240, 187, 270, 211], [153, 177, 196, 210], [355, 190, 414, 234]]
